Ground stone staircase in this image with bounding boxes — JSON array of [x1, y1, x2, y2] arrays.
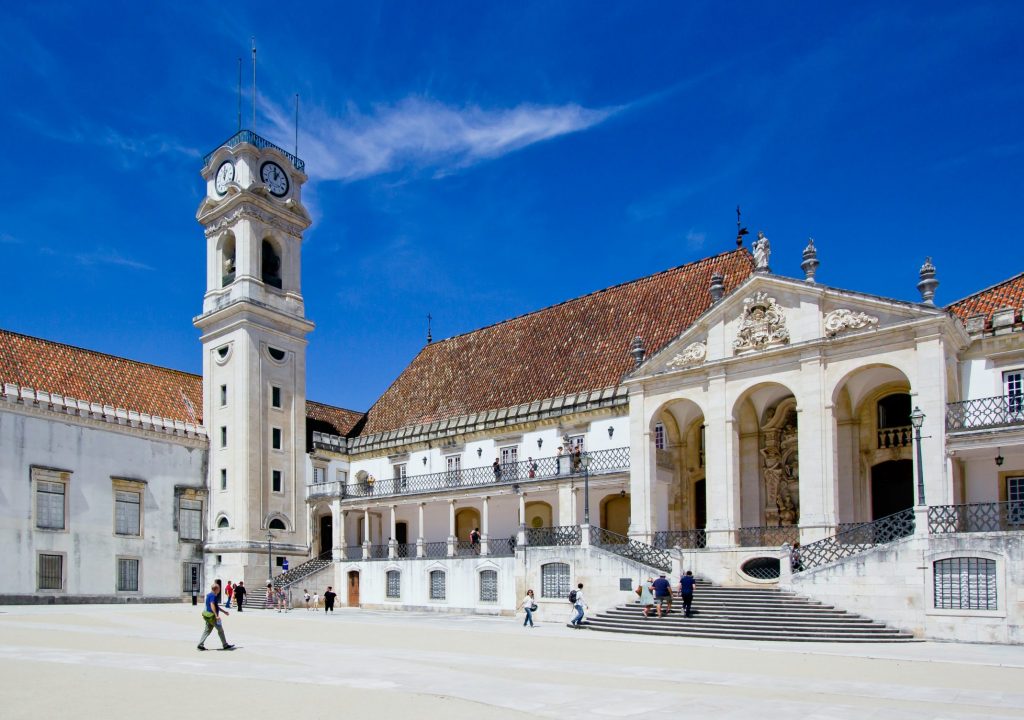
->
[[272, 551, 333, 589], [584, 579, 916, 642]]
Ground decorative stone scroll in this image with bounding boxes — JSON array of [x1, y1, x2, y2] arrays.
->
[[823, 308, 879, 338], [733, 292, 789, 353], [666, 341, 706, 369]]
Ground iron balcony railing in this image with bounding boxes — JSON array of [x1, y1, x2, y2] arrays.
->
[[487, 537, 517, 556], [342, 546, 363, 561], [738, 525, 800, 547], [395, 543, 415, 559], [203, 129, 306, 172], [651, 529, 707, 550], [928, 501, 1024, 533], [794, 507, 915, 572], [455, 540, 478, 556], [423, 541, 448, 559], [525, 525, 582, 546], [946, 395, 1024, 432], [591, 526, 671, 572], [340, 447, 630, 501]]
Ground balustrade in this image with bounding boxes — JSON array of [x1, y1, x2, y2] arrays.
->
[[795, 508, 915, 572], [877, 425, 912, 449], [525, 525, 582, 546], [946, 395, 1024, 431], [928, 501, 1024, 533], [591, 526, 671, 572]]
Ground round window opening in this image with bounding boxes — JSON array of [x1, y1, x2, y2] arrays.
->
[[739, 556, 780, 581], [268, 347, 286, 362]]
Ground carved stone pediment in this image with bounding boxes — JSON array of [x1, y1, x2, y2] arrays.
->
[[824, 308, 879, 338], [733, 292, 789, 353], [666, 341, 707, 369]]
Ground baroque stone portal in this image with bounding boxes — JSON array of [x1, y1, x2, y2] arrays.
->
[[761, 403, 799, 526], [734, 292, 789, 353]]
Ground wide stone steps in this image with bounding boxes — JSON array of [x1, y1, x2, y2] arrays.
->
[[584, 581, 915, 642]]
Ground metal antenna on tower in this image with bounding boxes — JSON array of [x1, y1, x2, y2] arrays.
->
[[736, 205, 749, 247], [426, 313, 433, 345], [295, 93, 299, 157], [237, 58, 242, 130], [251, 38, 257, 132]]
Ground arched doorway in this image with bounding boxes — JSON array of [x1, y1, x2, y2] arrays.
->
[[871, 460, 914, 518], [318, 513, 332, 556], [524, 501, 553, 528], [601, 494, 630, 535], [455, 507, 480, 541]]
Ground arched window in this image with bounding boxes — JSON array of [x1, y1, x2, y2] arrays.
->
[[479, 569, 498, 602], [877, 393, 911, 429], [217, 516, 230, 529], [386, 570, 401, 599], [268, 518, 286, 531], [220, 233, 236, 287], [541, 562, 570, 599], [261, 238, 282, 288], [934, 557, 996, 610], [429, 570, 446, 600]]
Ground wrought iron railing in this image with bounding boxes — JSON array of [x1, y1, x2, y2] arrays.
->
[[423, 541, 448, 559], [591, 526, 671, 572], [928, 501, 1024, 533], [455, 540, 478, 556], [794, 508, 915, 572], [340, 447, 630, 501], [366, 544, 389, 560], [651, 529, 707, 550], [877, 425, 912, 449], [946, 395, 1024, 431], [203, 129, 306, 172], [272, 550, 332, 588], [526, 525, 582, 546], [342, 546, 363, 561], [487, 537, 517, 556], [738, 525, 800, 547], [395, 543, 415, 559]]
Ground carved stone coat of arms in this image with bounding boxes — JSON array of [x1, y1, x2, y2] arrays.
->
[[733, 292, 789, 353]]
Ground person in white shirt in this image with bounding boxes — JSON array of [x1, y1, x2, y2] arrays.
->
[[569, 583, 587, 627], [522, 589, 537, 627]]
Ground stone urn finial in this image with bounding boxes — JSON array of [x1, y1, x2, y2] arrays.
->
[[917, 257, 939, 305], [709, 272, 725, 304], [801, 238, 819, 284], [630, 336, 646, 369]]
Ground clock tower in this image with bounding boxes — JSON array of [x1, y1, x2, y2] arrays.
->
[[195, 131, 314, 587]]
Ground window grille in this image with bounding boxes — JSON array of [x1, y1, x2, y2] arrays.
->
[[386, 570, 401, 599], [117, 558, 139, 591], [429, 570, 446, 600], [934, 557, 997, 610], [480, 569, 498, 602], [654, 423, 665, 450], [182, 561, 202, 593], [38, 553, 63, 590], [541, 562, 571, 599], [36, 480, 66, 530], [115, 491, 141, 536], [179, 498, 202, 541]]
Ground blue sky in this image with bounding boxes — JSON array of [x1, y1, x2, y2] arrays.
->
[[1, 2, 1021, 412]]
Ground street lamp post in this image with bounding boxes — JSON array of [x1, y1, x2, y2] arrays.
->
[[266, 529, 274, 583], [581, 453, 592, 525], [909, 406, 926, 506]]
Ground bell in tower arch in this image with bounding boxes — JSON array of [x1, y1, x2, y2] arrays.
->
[[261, 238, 282, 289]]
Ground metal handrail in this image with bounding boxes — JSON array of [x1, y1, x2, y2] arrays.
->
[[395, 543, 416, 559], [591, 526, 671, 572], [203, 129, 306, 172], [423, 541, 448, 559], [929, 501, 1024, 533], [794, 508, 915, 572], [946, 395, 1024, 431], [486, 537, 517, 556], [651, 529, 707, 550], [525, 525, 582, 546], [738, 525, 799, 547], [338, 447, 630, 501], [272, 550, 332, 588], [341, 545, 363, 561]]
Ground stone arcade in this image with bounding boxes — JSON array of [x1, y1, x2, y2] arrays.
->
[[1, 129, 1022, 643]]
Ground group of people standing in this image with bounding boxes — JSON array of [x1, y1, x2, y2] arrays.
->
[[637, 571, 695, 618]]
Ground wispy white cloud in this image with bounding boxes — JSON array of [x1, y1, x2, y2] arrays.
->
[[0, 232, 22, 244], [97, 128, 201, 163], [685, 229, 706, 250], [262, 96, 619, 182], [75, 247, 153, 271]]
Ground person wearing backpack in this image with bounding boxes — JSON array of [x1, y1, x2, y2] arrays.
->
[[568, 583, 586, 627]]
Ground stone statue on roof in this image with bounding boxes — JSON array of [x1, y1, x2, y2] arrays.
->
[[753, 231, 770, 272]]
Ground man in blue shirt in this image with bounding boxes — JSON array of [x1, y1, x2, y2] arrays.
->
[[680, 570, 696, 617], [652, 573, 672, 617], [198, 581, 235, 651]]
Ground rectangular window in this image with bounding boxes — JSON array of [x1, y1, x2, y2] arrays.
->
[[480, 569, 498, 602], [272, 470, 283, 493], [430, 570, 446, 600], [313, 467, 326, 484], [500, 446, 518, 465], [654, 422, 666, 450], [220, 469, 227, 491], [114, 490, 141, 536], [336, 469, 348, 484], [934, 557, 997, 610], [386, 570, 401, 599], [271, 386, 282, 408], [117, 558, 140, 592], [219, 384, 227, 407], [568, 435, 585, 452], [220, 426, 227, 448], [393, 463, 407, 479], [1008, 476, 1024, 527], [446, 455, 461, 473], [36, 480, 66, 530], [1004, 371, 1023, 416], [272, 427, 282, 450], [38, 553, 63, 590], [699, 424, 706, 468], [182, 562, 203, 593], [541, 562, 571, 599], [179, 498, 202, 541]]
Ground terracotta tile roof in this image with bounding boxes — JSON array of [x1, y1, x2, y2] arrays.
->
[[947, 272, 1024, 323], [0, 329, 364, 433], [360, 249, 755, 435]]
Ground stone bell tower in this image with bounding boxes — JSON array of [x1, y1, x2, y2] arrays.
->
[[195, 131, 314, 586]]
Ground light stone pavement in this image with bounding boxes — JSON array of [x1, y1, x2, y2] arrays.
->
[[1, 604, 1023, 719]]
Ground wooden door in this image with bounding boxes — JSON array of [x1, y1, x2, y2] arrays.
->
[[347, 570, 360, 606]]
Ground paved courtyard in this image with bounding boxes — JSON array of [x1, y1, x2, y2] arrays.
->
[[1, 603, 1023, 719]]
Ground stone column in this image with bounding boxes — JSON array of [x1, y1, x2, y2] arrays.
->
[[447, 499, 456, 557], [518, 492, 527, 547], [362, 508, 370, 560], [705, 372, 738, 547], [914, 334, 951, 505], [330, 499, 342, 562], [797, 355, 837, 544], [417, 502, 425, 558], [480, 496, 490, 556], [388, 505, 397, 559], [557, 484, 574, 526], [627, 385, 653, 540]]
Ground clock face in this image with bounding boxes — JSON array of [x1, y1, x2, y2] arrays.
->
[[214, 161, 235, 195], [260, 161, 289, 197]]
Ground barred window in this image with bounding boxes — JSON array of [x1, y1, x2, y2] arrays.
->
[[179, 498, 202, 541], [36, 480, 66, 530], [115, 491, 141, 536], [479, 569, 498, 602], [386, 570, 401, 599], [117, 558, 140, 592], [654, 422, 665, 450], [541, 562, 571, 599], [429, 570, 446, 600], [934, 557, 997, 610], [182, 562, 202, 593], [38, 553, 63, 590]]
